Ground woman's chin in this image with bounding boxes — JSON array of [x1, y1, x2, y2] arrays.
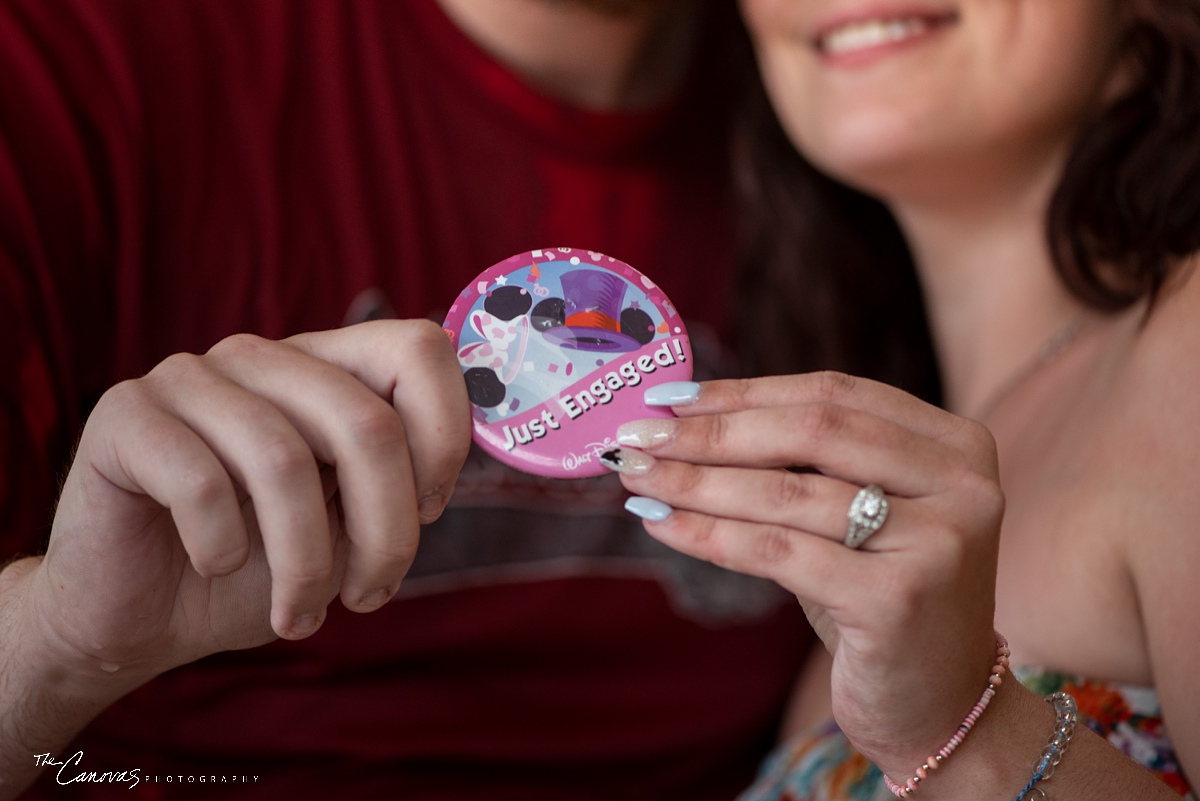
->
[[806, 142, 943, 204], [788, 113, 958, 201]]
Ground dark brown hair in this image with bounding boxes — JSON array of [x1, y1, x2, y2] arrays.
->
[[1052, 0, 1200, 307], [733, 79, 940, 401], [734, 0, 1200, 401]]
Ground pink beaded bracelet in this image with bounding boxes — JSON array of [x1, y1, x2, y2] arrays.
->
[[883, 632, 1011, 798]]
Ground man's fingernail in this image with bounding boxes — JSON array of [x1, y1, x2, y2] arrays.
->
[[288, 613, 322, 638], [624, 496, 674, 521], [418, 492, 444, 521], [644, 381, 702, 406], [358, 588, 390, 610], [599, 448, 657, 475], [616, 419, 678, 449]]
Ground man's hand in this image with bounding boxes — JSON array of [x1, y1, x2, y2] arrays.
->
[[0, 320, 470, 797]]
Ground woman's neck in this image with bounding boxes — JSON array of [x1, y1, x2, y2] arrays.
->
[[891, 160, 1089, 418]]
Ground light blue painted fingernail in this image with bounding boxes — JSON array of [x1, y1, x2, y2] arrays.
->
[[624, 496, 674, 521], [644, 381, 702, 406]]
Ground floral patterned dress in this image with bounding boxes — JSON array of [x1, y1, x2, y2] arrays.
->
[[738, 667, 1195, 801]]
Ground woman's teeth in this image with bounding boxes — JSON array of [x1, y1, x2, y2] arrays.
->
[[819, 18, 930, 55]]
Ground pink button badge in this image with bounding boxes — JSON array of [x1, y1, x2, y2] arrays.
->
[[443, 248, 691, 478]]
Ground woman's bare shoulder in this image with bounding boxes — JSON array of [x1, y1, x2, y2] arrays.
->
[[1126, 260, 1200, 411], [1106, 257, 1200, 570], [1112, 260, 1200, 772]]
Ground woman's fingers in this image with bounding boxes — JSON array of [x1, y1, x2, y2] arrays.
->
[[617, 373, 1004, 560], [617, 402, 968, 498], [610, 451, 903, 546], [663, 373, 993, 464], [632, 505, 861, 610], [675, 373, 950, 432]]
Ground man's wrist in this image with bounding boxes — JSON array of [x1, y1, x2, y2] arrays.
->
[[0, 555, 151, 791], [1, 556, 156, 702]]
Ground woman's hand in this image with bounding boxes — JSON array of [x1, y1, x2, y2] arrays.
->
[[605, 372, 1005, 774]]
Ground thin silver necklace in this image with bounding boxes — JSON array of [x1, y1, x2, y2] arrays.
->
[[970, 313, 1090, 422]]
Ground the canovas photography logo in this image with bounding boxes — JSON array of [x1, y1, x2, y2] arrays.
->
[[34, 751, 260, 790]]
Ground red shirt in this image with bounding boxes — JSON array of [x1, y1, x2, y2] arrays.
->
[[0, 1, 809, 798]]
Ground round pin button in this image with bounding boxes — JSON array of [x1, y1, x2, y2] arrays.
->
[[443, 247, 692, 478]]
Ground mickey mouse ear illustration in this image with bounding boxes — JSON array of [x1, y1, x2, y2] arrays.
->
[[541, 269, 643, 353]]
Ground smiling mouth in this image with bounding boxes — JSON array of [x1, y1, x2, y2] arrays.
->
[[815, 13, 958, 57]]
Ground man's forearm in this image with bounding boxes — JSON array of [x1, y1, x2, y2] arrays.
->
[[0, 557, 143, 800]]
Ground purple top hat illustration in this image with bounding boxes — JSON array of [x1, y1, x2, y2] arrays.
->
[[542, 268, 643, 352]]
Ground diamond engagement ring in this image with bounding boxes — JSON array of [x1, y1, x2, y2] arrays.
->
[[844, 484, 889, 549]]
